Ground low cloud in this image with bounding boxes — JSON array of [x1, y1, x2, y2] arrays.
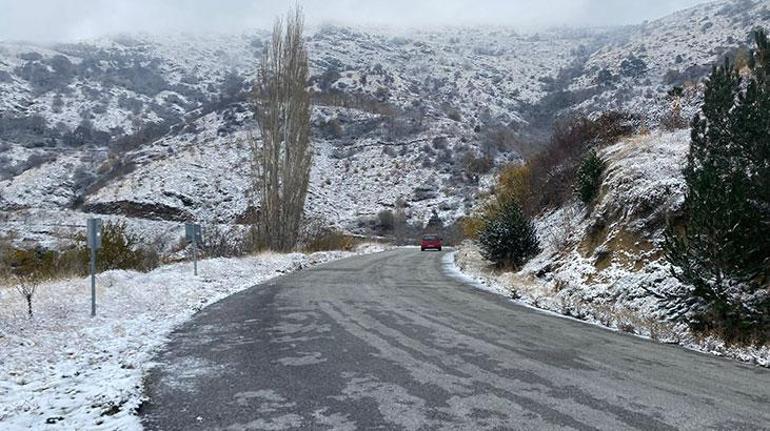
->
[[0, 0, 709, 42]]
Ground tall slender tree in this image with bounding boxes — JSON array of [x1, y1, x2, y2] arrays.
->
[[664, 29, 770, 344], [251, 6, 312, 251]]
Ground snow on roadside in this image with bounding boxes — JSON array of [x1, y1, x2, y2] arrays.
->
[[449, 242, 770, 368], [442, 250, 635, 330], [0, 244, 386, 430], [443, 129, 769, 368], [444, 243, 770, 368]]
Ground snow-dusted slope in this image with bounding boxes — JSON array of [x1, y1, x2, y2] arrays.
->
[[0, 25, 598, 243], [454, 129, 770, 366], [1, 0, 766, 247], [572, 0, 770, 121]]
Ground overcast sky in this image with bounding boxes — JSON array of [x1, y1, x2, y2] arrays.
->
[[0, 0, 710, 42]]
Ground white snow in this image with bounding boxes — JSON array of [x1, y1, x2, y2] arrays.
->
[[0, 244, 386, 430], [572, 0, 770, 123], [442, 250, 636, 332]]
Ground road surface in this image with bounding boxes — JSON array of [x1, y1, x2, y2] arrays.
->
[[141, 249, 770, 430]]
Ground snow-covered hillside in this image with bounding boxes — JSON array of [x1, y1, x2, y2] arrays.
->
[[1, 0, 766, 248], [454, 129, 770, 367], [0, 25, 598, 245], [573, 0, 770, 121]]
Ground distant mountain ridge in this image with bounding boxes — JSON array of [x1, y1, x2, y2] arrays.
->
[[0, 0, 766, 247]]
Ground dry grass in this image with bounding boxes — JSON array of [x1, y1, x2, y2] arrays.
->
[[302, 230, 361, 253], [580, 227, 660, 273], [578, 220, 609, 258], [642, 317, 679, 343], [561, 298, 679, 341]]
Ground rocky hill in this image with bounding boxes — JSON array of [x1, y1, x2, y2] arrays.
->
[[454, 127, 770, 366], [573, 0, 770, 120], [0, 0, 767, 249]]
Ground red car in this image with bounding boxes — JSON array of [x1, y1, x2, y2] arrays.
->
[[421, 234, 443, 251]]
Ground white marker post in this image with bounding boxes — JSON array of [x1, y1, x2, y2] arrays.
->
[[185, 223, 202, 276], [86, 218, 102, 317]]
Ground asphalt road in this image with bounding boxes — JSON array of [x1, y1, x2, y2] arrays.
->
[[141, 249, 770, 430]]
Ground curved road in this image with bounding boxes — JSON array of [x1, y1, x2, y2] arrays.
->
[[141, 249, 770, 430]]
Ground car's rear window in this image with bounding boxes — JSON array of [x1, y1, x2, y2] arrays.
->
[[423, 235, 438, 240]]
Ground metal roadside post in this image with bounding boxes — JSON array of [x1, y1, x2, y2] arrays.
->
[[185, 223, 202, 276], [86, 218, 102, 317]]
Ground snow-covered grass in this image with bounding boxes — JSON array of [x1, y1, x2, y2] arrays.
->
[[0, 243, 386, 430]]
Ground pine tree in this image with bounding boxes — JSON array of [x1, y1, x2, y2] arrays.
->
[[575, 149, 605, 204], [478, 197, 540, 269], [664, 29, 770, 344], [426, 209, 444, 231]]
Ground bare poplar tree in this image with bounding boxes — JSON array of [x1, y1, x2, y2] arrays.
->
[[251, 6, 312, 252]]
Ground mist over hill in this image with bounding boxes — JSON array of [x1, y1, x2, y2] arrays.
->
[[0, 0, 768, 248]]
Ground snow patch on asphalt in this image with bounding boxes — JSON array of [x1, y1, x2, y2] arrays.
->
[[0, 244, 386, 430]]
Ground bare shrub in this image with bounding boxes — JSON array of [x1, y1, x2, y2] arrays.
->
[[480, 126, 518, 157], [660, 110, 688, 131], [661, 87, 689, 131], [303, 230, 357, 252], [377, 210, 395, 233], [95, 221, 159, 272], [543, 206, 579, 252], [500, 111, 637, 217], [297, 216, 354, 252], [242, 225, 268, 254], [642, 317, 678, 343], [200, 225, 248, 258], [462, 152, 493, 183], [460, 215, 485, 240], [13, 275, 40, 318]]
